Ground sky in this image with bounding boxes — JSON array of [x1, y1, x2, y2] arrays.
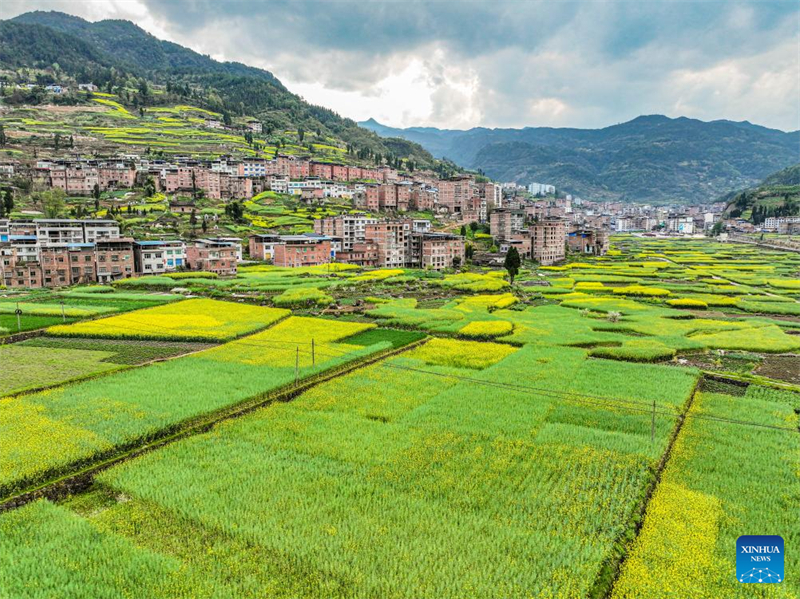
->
[[2, 0, 799, 132]]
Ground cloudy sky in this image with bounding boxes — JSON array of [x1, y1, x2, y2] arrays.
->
[[2, 0, 798, 131]]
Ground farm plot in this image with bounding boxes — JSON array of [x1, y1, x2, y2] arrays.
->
[[0, 340, 700, 598], [0, 316, 386, 499], [0, 338, 213, 398], [612, 385, 800, 599], [367, 294, 800, 359], [46, 298, 287, 341]]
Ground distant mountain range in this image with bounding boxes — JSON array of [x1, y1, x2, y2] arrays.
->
[[0, 11, 439, 168], [361, 116, 800, 204]]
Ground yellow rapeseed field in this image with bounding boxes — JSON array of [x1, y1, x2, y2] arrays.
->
[[47, 299, 288, 342]]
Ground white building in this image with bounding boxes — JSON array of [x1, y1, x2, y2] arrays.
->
[[33, 219, 121, 247], [667, 215, 695, 235], [763, 216, 800, 231], [528, 182, 556, 196], [133, 240, 186, 274]]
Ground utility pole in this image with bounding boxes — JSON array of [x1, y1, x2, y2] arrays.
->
[[295, 346, 299, 385], [61, 300, 66, 322], [15, 303, 21, 333], [311, 338, 315, 366]]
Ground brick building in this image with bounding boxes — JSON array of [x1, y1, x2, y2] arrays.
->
[[186, 239, 238, 275]]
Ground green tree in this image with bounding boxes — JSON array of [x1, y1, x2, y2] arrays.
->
[[0, 124, 6, 146], [504, 246, 521, 285], [460, 225, 467, 237], [35, 188, 67, 218], [144, 176, 156, 198], [3, 189, 14, 215]]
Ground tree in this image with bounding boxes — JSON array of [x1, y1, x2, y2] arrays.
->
[[710, 221, 724, 237], [0, 124, 6, 146], [460, 225, 467, 237], [465, 242, 474, 260], [144, 176, 156, 198], [504, 246, 521, 285], [35, 188, 67, 218], [298, 128, 305, 143], [3, 189, 14, 215], [92, 183, 101, 200], [201, 218, 208, 233], [469, 221, 479, 232], [452, 256, 462, 269]]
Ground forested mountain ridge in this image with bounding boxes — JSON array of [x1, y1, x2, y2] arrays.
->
[[722, 164, 800, 223], [0, 11, 441, 169], [361, 115, 800, 203]]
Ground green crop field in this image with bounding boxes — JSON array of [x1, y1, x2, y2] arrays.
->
[[0, 338, 213, 398], [0, 314, 386, 498], [0, 237, 798, 598]]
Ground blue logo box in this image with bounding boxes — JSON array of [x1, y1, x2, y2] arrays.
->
[[737, 535, 784, 583]]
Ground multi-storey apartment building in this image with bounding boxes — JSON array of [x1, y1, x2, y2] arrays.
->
[[271, 235, 332, 268], [93, 239, 136, 283], [490, 209, 525, 241], [313, 214, 378, 252], [185, 239, 238, 275], [133, 240, 187, 274], [418, 232, 465, 270], [34, 219, 120, 246], [248, 234, 283, 261], [567, 228, 609, 256], [437, 176, 475, 215], [365, 221, 409, 268], [528, 219, 567, 265]]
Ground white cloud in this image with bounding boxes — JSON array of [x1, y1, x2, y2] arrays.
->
[[2, 0, 798, 131]]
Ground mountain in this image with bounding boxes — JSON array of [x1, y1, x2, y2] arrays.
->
[[722, 163, 800, 223], [0, 11, 438, 168], [361, 115, 800, 203]]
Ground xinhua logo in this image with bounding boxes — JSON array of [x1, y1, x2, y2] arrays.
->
[[737, 535, 784, 583]]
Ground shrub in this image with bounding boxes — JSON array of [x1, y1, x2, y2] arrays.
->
[[612, 285, 671, 297], [666, 299, 708, 310], [273, 286, 334, 308], [406, 338, 517, 369], [458, 320, 514, 339], [590, 341, 676, 362]]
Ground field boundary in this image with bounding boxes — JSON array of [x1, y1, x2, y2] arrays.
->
[[588, 374, 703, 599], [0, 336, 428, 513]]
